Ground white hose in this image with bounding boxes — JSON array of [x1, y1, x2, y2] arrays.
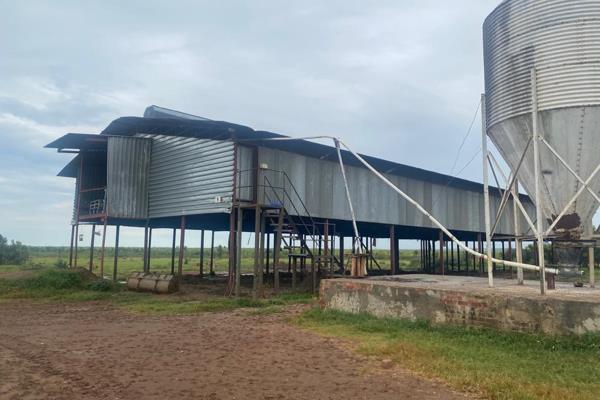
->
[[335, 138, 558, 275]]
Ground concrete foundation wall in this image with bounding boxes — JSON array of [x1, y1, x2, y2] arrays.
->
[[320, 278, 600, 335]]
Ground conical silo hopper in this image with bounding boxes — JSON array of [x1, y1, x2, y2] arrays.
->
[[483, 0, 600, 245]]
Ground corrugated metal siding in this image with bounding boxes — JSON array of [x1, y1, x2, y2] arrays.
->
[[106, 136, 151, 219], [484, 0, 600, 127], [137, 134, 235, 218], [258, 147, 530, 235], [236, 145, 255, 202]]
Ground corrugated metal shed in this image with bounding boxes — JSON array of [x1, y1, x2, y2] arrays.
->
[[106, 136, 151, 219], [136, 134, 235, 218], [257, 146, 530, 235]]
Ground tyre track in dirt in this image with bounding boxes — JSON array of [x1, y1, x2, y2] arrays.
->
[[0, 301, 469, 400]]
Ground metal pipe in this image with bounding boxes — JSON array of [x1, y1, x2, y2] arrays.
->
[[334, 138, 361, 252], [336, 137, 558, 275], [531, 68, 547, 294]]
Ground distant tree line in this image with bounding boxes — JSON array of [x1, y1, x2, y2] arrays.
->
[[0, 234, 29, 265]]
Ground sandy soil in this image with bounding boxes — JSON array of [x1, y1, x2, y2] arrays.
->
[[0, 301, 468, 400]]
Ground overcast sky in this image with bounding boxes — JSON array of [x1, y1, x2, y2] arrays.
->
[[0, 0, 503, 247]]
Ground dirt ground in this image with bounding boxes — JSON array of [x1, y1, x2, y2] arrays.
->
[[0, 301, 468, 400]]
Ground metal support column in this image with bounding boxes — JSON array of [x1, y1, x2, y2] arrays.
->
[[481, 93, 494, 287], [513, 179, 524, 284], [531, 68, 547, 294]]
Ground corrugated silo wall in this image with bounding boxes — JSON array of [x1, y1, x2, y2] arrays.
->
[[106, 136, 151, 219], [257, 146, 531, 235], [136, 134, 235, 218]]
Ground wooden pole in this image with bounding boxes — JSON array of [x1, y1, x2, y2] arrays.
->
[[273, 210, 284, 294], [265, 233, 270, 275], [339, 236, 345, 272], [178, 216, 186, 278], [89, 224, 96, 272], [143, 225, 148, 272], [259, 213, 266, 297], [74, 224, 79, 268], [390, 225, 396, 274], [210, 231, 215, 275], [439, 231, 444, 275], [113, 225, 120, 282], [235, 208, 243, 297], [100, 217, 108, 278], [199, 229, 205, 277], [147, 228, 152, 272], [171, 228, 176, 275], [69, 224, 75, 268], [253, 205, 261, 299], [324, 219, 330, 275]]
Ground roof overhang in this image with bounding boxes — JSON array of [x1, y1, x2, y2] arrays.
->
[[45, 133, 108, 152]]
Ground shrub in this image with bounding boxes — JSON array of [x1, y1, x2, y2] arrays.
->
[[0, 234, 29, 265], [17, 269, 83, 290], [86, 279, 115, 292], [54, 259, 68, 269]]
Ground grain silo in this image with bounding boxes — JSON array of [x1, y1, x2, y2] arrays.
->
[[483, 0, 600, 291]]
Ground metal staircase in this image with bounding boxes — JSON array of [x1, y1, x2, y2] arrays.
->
[[236, 168, 340, 291]]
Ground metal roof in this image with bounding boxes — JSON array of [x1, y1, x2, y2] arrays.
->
[[97, 116, 492, 194], [45, 133, 108, 151]]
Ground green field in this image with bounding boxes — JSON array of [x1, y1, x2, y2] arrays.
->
[[24, 246, 424, 281]]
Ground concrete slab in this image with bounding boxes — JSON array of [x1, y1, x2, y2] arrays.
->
[[319, 275, 600, 335]]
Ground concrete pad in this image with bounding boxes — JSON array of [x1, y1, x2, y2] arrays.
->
[[319, 275, 600, 335]]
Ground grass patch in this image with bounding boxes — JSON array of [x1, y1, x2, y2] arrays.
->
[[114, 291, 314, 315], [296, 308, 600, 400], [0, 267, 315, 314]]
